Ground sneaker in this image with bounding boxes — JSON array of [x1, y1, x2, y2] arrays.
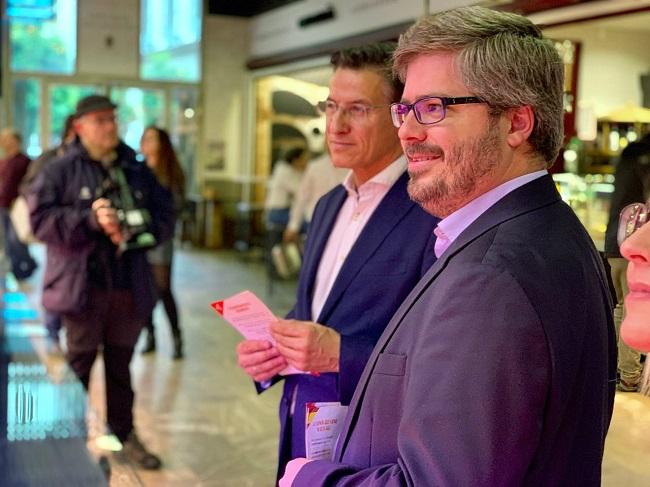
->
[[120, 431, 162, 470], [616, 378, 639, 393]]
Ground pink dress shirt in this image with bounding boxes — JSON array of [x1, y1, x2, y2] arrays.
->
[[310, 156, 407, 320]]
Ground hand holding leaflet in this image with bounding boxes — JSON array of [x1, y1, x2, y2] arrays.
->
[[211, 290, 305, 376]]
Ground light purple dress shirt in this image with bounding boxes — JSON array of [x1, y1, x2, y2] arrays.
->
[[434, 170, 548, 258]]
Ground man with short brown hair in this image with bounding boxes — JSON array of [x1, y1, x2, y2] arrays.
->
[[236, 43, 439, 479]]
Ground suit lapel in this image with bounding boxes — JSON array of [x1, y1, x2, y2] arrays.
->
[[317, 173, 415, 324], [301, 186, 347, 313], [335, 174, 563, 459]]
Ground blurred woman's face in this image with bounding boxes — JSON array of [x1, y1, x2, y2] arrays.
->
[[620, 214, 650, 351], [140, 129, 160, 167]]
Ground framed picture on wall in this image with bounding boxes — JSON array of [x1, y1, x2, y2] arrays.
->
[[204, 139, 225, 180]]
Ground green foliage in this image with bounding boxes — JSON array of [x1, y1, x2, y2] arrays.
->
[[10, 23, 73, 74], [50, 85, 98, 142], [141, 51, 200, 82]]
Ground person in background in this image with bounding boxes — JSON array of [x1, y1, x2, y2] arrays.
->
[[22, 114, 78, 191], [139, 125, 186, 359], [265, 146, 309, 232], [282, 6, 615, 486], [236, 42, 438, 480], [0, 128, 38, 280], [28, 95, 174, 470], [619, 198, 650, 352], [604, 132, 650, 392], [282, 151, 347, 244], [21, 114, 78, 349]]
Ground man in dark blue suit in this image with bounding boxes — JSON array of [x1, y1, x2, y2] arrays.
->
[[282, 7, 617, 487], [236, 43, 438, 479]]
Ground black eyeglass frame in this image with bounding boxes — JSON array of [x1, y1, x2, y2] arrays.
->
[[390, 95, 485, 128]]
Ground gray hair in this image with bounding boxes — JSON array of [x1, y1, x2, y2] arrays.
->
[[394, 6, 564, 166]]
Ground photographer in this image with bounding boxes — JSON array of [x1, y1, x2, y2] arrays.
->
[[27, 95, 174, 470]]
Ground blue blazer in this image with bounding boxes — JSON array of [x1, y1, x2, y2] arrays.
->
[[272, 171, 438, 476], [295, 175, 617, 486]]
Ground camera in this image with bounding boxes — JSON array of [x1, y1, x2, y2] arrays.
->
[[98, 166, 157, 253]]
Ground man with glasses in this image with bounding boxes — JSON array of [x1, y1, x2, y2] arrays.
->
[[282, 7, 615, 486], [27, 95, 174, 470], [235, 43, 438, 479]]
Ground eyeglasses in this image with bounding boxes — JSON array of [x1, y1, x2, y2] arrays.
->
[[81, 113, 117, 126], [317, 100, 388, 122], [390, 96, 485, 128], [618, 201, 649, 246]]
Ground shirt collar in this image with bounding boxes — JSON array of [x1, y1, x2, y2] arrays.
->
[[343, 155, 407, 197], [435, 169, 547, 256]]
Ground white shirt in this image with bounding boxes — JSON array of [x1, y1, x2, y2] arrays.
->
[[264, 160, 304, 210], [310, 156, 407, 321]]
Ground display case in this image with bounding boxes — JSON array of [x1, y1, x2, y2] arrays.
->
[[553, 172, 615, 251], [580, 104, 650, 174]]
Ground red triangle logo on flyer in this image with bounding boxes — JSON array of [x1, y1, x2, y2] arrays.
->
[[211, 301, 224, 315]]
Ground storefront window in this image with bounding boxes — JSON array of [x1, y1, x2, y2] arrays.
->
[[11, 78, 42, 158], [7, 0, 77, 74], [140, 0, 202, 82], [48, 84, 101, 146], [169, 87, 199, 193], [110, 87, 166, 151]]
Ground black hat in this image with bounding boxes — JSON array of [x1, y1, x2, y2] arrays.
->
[[75, 95, 117, 118]]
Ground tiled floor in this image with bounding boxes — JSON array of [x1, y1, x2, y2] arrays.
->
[[4, 244, 650, 486]]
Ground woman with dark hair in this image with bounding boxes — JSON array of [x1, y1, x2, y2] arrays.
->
[[139, 126, 185, 359]]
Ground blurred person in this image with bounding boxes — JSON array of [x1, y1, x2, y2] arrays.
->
[[27, 95, 174, 470], [282, 152, 347, 243], [604, 132, 650, 391], [138, 126, 186, 359], [282, 7, 615, 486], [619, 198, 650, 352], [265, 147, 310, 280], [236, 43, 439, 480], [22, 114, 77, 190], [0, 128, 38, 280], [265, 146, 309, 231], [21, 114, 78, 348]]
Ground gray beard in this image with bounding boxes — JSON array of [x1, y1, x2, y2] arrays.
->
[[407, 123, 501, 218]]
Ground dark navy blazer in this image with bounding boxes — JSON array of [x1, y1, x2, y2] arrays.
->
[[296, 175, 617, 487], [272, 171, 439, 476], [28, 140, 174, 319]]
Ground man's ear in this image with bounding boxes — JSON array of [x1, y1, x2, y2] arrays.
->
[[73, 119, 84, 137], [506, 105, 535, 149]]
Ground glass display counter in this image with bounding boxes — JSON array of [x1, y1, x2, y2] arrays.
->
[[1, 275, 109, 486], [552, 172, 615, 252]]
